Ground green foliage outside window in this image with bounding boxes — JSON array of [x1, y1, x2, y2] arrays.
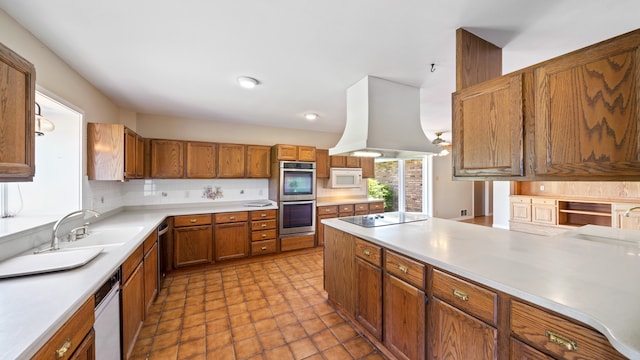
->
[[368, 179, 394, 211]]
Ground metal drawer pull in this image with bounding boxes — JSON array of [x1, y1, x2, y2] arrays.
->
[[261, 223, 267, 228], [229, 216, 236, 220], [546, 330, 578, 351], [398, 264, 408, 274], [261, 213, 267, 217], [261, 246, 267, 250], [452, 289, 469, 301], [189, 219, 197, 223], [261, 234, 267, 238], [363, 249, 371, 256], [56, 338, 72, 358]]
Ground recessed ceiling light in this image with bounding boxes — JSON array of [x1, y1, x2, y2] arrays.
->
[[237, 76, 259, 89], [304, 113, 318, 121]]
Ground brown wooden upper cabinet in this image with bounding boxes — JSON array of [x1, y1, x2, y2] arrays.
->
[[452, 74, 524, 178], [0, 42, 35, 182], [534, 31, 640, 178], [151, 139, 184, 178], [272, 144, 316, 162], [185, 141, 217, 178], [315, 149, 330, 178], [246, 145, 271, 178], [329, 155, 346, 168], [218, 143, 246, 178], [361, 157, 375, 178], [88, 123, 145, 181]]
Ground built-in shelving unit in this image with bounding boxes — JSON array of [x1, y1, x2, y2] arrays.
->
[[558, 201, 612, 227]]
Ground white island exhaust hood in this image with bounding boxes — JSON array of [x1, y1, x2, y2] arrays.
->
[[329, 76, 442, 159]]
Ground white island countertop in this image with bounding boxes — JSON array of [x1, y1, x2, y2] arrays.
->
[[0, 201, 277, 360], [322, 217, 640, 359]]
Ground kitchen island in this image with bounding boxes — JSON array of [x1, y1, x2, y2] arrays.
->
[[322, 216, 640, 359]]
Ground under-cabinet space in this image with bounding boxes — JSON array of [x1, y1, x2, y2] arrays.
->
[[557, 201, 611, 227]]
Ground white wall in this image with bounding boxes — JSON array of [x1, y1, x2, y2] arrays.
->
[[492, 181, 511, 229], [430, 154, 473, 219]]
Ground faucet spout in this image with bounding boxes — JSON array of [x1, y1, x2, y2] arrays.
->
[[50, 209, 101, 250], [624, 206, 640, 218]]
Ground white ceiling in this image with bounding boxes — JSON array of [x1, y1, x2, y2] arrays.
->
[[1, 1, 639, 142]]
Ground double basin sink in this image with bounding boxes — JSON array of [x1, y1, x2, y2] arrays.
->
[[0, 225, 144, 279]]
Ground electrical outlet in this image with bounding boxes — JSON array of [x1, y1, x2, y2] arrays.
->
[[540, 185, 545, 191], [460, 209, 468, 216]]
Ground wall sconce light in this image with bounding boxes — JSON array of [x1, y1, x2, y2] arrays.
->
[[35, 102, 55, 136]]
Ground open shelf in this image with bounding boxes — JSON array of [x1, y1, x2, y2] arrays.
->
[[558, 201, 611, 227]]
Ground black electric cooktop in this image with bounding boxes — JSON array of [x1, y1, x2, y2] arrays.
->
[[339, 212, 430, 227]]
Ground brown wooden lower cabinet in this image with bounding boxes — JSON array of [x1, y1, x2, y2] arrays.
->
[[70, 329, 96, 360], [174, 225, 213, 267], [510, 338, 554, 360], [432, 297, 497, 359], [214, 222, 249, 261], [355, 257, 382, 341], [384, 273, 426, 360], [121, 262, 144, 359], [143, 241, 158, 312]]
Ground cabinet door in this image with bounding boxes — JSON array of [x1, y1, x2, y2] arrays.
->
[[316, 213, 337, 246], [297, 146, 316, 161], [356, 258, 383, 341], [361, 157, 375, 178], [453, 74, 524, 177], [218, 143, 246, 178], [214, 222, 249, 261], [151, 139, 184, 178], [432, 297, 497, 360], [69, 328, 95, 360], [534, 33, 640, 178], [143, 242, 158, 313], [510, 202, 531, 223], [330, 155, 346, 168], [124, 128, 137, 179], [135, 134, 144, 178], [531, 204, 556, 225], [246, 145, 271, 178], [616, 210, 640, 230], [121, 262, 144, 360], [346, 156, 360, 168], [384, 273, 426, 360], [185, 141, 217, 178], [173, 226, 212, 267], [315, 149, 330, 178], [274, 144, 297, 161], [510, 338, 554, 360], [0, 42, 35, 181]]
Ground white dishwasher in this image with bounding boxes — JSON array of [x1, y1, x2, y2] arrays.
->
[[94, 270, 121, 360]]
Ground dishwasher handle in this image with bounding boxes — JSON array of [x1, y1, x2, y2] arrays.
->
[[158, 222, 169, 236]]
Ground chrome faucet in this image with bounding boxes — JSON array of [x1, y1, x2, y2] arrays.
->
[[50, 209, 101, 250], [624, 207, 640, 217]]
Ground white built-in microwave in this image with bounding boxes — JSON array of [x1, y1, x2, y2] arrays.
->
[[329, 168, 363, 188]]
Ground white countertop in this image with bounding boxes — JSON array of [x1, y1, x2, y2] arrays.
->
[[0, 201, 277, 360], [322, 217, 640, 359]]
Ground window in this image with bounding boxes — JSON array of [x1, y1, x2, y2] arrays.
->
[[370, 158, 427, 213]]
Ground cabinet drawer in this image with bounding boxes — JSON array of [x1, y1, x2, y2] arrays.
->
[[251, 219, 277, 231], [369, 202, 384, 213], [384, 250, 425, 288], [432, 269, 497, 325], [281, 234, 315, 252], [122, 244, 143, 283], [318, 205, 338, 215], [251, 239, 277, 255], [338, 204, 355, 214], [532, 198, 556, 205], [511, 301, 626, 360], [33, 297, 94, 360], [511, 196, 532, 204], [174, 214, 212, 227], [251, 209, 276, 220], [355, 238, 381, 266], [215, 211, 249, 223], [251, 229, 277, 242], [354, 203, 369, 213], [143, 231, 158, 254]]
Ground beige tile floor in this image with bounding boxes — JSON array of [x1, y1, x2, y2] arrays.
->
[[130, 248, 386, 360]]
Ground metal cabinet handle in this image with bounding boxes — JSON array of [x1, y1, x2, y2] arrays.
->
[[261, 223, 267, 228], [261, 246, 267, 251], [546, 330, 578, 351], [229, 216, 236, 220], [452, 288, 469, 301], [189, 219, 197, 223], [363, 249, 371, 257], [261, 234, 267, 238], [397, 264, 408, 274], [261, 213, 267, 217], [56, 338, 72, 359]]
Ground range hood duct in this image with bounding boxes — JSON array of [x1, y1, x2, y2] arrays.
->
[[329, 76, 441, 159]]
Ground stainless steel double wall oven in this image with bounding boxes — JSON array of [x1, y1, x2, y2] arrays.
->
[[274, 161, 316, 236]]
